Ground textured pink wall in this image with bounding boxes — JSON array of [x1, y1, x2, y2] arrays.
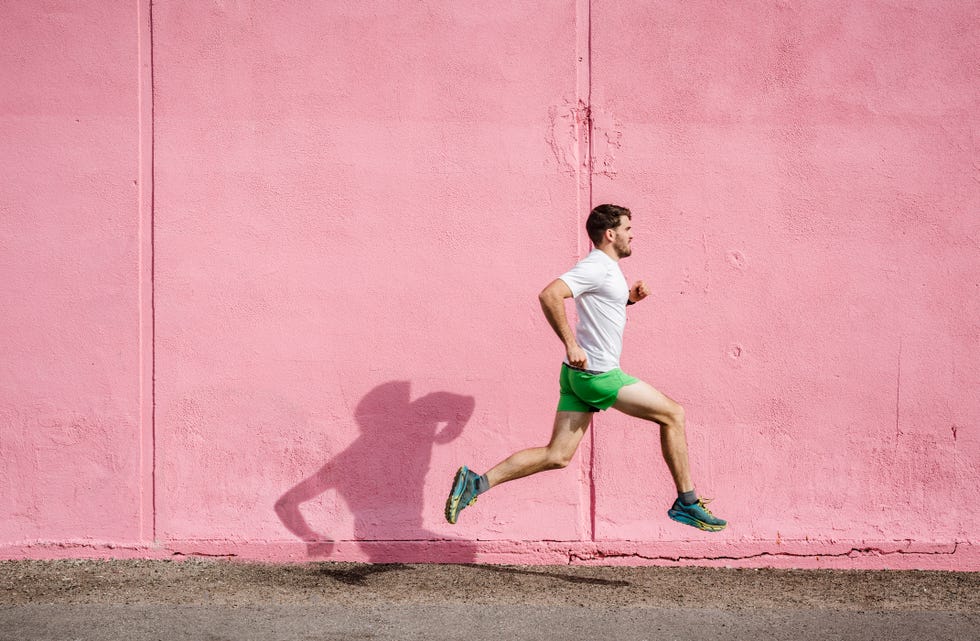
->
[[1, 1, 977, 569], [586, 1, 980, 563], [0, 2, 150, 545]]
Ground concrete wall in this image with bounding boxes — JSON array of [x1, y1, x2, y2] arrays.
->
[[1, 1, 977, 569], [1, 1, 149, 545]]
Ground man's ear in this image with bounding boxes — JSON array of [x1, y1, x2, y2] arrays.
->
[[605, 228, 616, 244]]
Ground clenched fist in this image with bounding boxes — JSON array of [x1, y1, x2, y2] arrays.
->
[[629, 280, 650, 304]]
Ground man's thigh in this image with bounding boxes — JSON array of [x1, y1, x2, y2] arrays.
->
[[611, 380, 682, 424], [547, 411, 593, 454]]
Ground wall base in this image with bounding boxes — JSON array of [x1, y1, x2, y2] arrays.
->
[[2, 539, 976, 571]]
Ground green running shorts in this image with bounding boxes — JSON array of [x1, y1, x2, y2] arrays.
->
[[557, 363, 639, 413]]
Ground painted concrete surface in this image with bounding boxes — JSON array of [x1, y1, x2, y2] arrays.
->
[[1, 2, 978, 569], [0, 2, 147, 543], [586, 1, 980, 555]]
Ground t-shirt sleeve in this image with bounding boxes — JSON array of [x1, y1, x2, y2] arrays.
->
[[558, 256, 607, 297]]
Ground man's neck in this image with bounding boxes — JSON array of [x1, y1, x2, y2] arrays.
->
[[597, 244, 621, 262]]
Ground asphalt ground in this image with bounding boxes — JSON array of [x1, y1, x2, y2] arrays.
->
[[1, 560, 978, 640]]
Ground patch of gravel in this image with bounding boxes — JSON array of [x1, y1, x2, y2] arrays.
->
[[1, 560, 977, 612]]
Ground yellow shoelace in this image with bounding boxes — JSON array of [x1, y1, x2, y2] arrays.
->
[[697, 498, 716, 515]]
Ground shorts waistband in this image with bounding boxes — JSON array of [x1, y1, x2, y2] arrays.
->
[[562, 363, 608, 376]]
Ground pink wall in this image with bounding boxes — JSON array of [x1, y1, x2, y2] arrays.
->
[[1, 1, 977, 569], [0, 2, 149, 544]]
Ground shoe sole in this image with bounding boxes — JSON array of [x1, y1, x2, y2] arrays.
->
[[445, 466, 468, 524], [668, 508, 727, 532]]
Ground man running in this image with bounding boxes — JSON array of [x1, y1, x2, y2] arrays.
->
[[445, 204, 726, 532]]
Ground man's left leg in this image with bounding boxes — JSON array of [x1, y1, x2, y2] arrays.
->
[[445, 411, 593, 524], [613, 380, 727, 531]]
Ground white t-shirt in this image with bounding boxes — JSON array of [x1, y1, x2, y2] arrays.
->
[[558, 249, 630, 372]]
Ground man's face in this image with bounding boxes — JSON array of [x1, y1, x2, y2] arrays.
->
[[609, 216, 633, 258]]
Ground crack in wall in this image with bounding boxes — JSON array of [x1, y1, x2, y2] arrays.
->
[[569, 542, 960, 564], [5, 539, 974, 569], [895, 337, 903, 437]]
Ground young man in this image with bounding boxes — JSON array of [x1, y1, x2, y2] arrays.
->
[[445, 204, 726, 532]]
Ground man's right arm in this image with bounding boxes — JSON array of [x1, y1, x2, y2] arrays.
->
[[538, 279, 588, 369]]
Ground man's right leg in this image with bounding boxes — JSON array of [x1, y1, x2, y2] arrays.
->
[[613, 380, 726, 531], [612, 381, 693, 494], [445, 411, 592, 524]]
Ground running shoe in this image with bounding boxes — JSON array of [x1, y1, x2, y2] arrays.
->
[[667, 497, 727, 532], [445, 466, 479, 524]]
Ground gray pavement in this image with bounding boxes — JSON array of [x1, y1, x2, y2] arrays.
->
[[2, 604, 978, 641]]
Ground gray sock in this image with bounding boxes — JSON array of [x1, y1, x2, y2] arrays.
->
[[474, 474, 490, 496], [679, 490, 698, 506]]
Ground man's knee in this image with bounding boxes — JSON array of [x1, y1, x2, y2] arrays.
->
[[634, 401, 685, 429], [545, 448, 574, 470], [661, 403, 685, 431]]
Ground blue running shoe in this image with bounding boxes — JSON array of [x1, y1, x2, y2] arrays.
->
[[668, 497, 727, 532], [445, 466, 480, 524]]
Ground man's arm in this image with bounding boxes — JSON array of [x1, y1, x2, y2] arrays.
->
[[538, 279, 588, 369], [628, 280, 650, 304]]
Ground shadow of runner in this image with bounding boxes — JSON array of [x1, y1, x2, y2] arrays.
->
[[477, 565, 631, 587], [275, 381, 477, 562], [307, 563, 630, 589], [314, 563, 412, 586]]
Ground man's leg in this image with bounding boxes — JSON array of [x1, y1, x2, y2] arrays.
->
[[612, 381, 693, 493], [484, 411, 593, 488], [612, 380, 726, 531], [445, 411, 592, 524]]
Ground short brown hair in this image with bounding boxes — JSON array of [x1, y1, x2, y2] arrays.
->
[[586, 204, 631, 245]]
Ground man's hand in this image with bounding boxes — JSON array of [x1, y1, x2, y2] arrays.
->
[[566, 343, 588, 369], [629, 280, 650, 304]]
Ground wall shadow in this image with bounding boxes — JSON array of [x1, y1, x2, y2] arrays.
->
[[275, 381, 476, 562]]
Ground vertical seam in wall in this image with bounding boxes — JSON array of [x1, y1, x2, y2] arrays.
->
[[149, 0, 157, 544], [575, 0, 596, 544], [137, 0, 156, 544], [585, 0, 596, 546], [586, 0, 597, 545]]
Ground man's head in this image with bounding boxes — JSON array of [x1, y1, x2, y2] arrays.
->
[[586, 204, 633, 258]]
